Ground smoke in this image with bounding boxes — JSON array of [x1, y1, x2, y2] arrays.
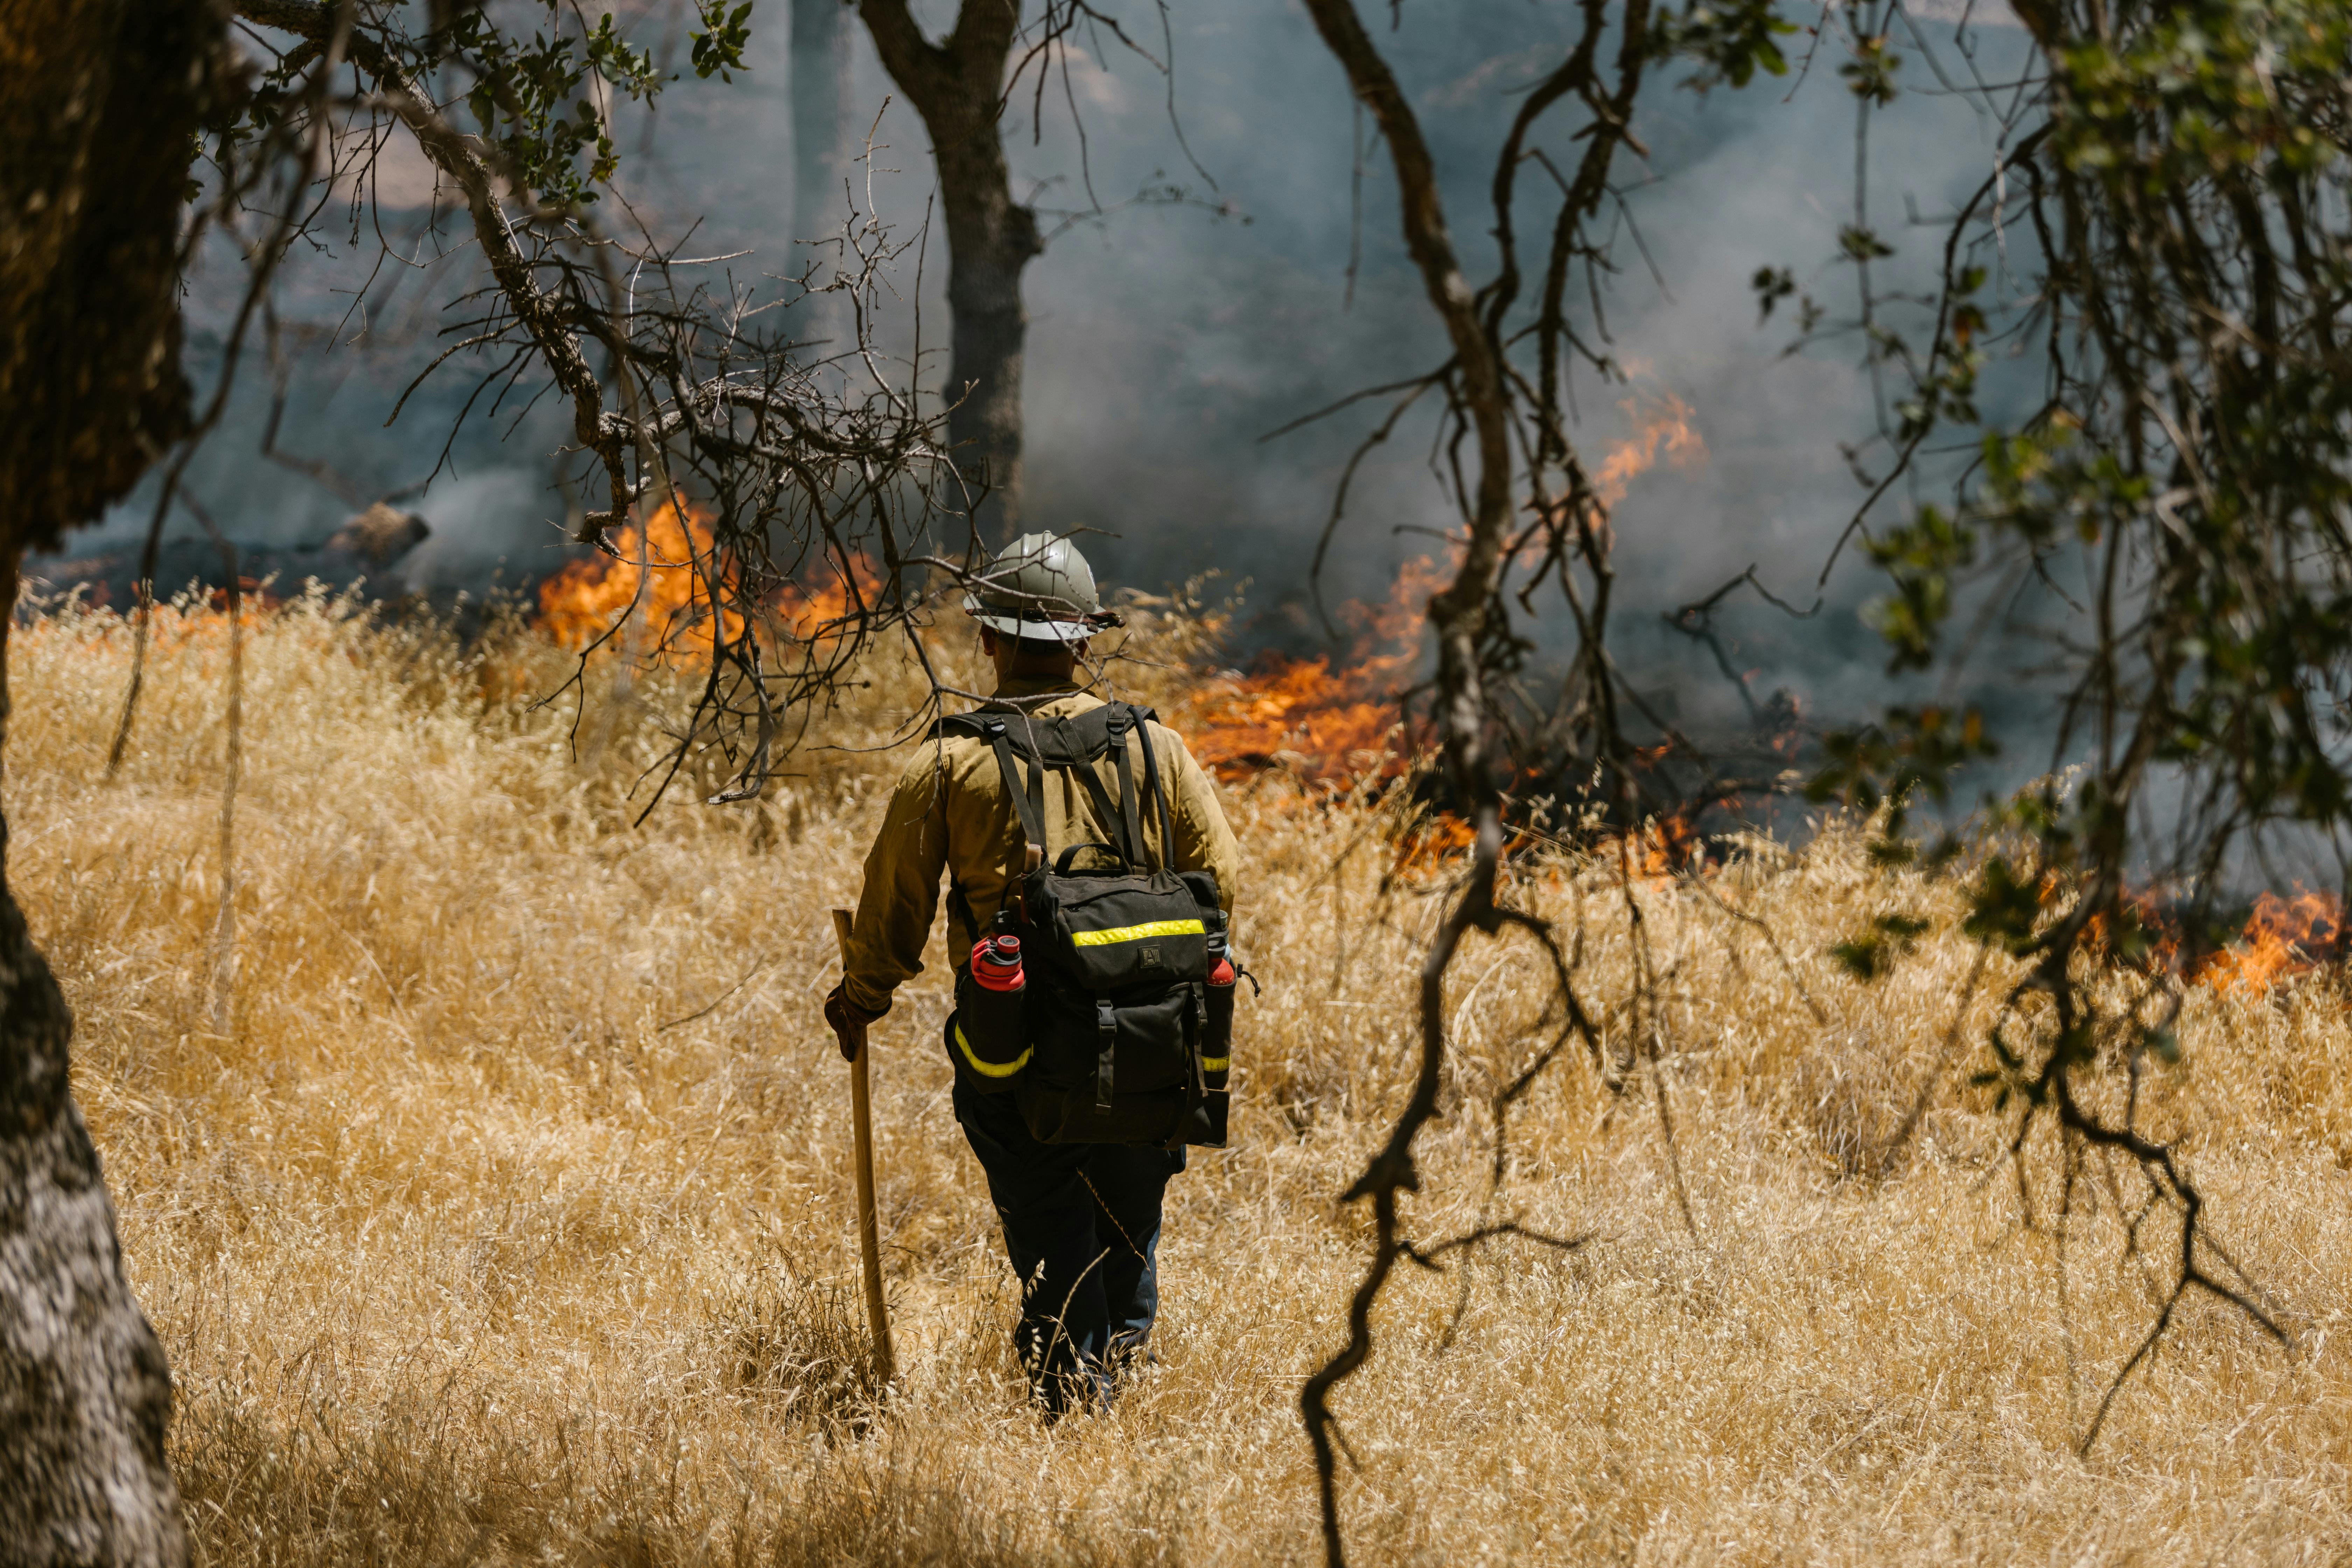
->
[[972, 1, 2043, 748], [57, 0, 2047, 757], [395, 467, 564, 599]]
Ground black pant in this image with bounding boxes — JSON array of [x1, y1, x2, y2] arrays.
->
[[951, 1068, 1185, 1411]]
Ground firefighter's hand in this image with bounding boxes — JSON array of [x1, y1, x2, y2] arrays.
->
[[824, 983, 882, 1063]]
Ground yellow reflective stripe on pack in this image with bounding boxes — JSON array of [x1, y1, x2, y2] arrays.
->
[[1201, 1055, 1230, 1072], [1068, 917, 1206, 948], [954, 1020, 1031, 1078]]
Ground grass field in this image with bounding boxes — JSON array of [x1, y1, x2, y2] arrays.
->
[[16, 592, 2352, 1564]]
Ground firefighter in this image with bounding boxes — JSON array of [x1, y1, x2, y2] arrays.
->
[[824, 532, 1241, 1415]]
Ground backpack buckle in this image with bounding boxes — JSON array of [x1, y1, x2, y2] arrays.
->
[[1094, 999, 1117, 1113]]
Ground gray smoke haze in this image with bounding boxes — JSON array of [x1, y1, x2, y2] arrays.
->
[[52, 0, 2048, 752]]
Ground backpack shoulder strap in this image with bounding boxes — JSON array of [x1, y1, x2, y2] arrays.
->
[[925, 711, 998, 743], [1019, 708, 1145, 868], [928, 702, 1169, 870], [1011, 704, 1156, 868], [1127, 705, 1177, 870], [930, 710, 1050, 855], [1099, 709, 1147, 868], [1047, 703, 1171, 870]]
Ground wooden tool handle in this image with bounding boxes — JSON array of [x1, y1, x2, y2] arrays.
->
[[831, 908, 895, 1387]]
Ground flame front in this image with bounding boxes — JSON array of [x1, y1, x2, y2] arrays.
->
[[1184, 558, 1448, 783], [2197, 889, 2342, 997], [537, 501, 742, 657], [1632, 810, 1700, 880], [1595, 393, 1706, 507], [772, 554, 886, 644], [1181, 397, 1702, 819], [535, 503, 892, 660]]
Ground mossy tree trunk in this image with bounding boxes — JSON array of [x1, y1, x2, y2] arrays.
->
[[0, 0, 223, 1560]]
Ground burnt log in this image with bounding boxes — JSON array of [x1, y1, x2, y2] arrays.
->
[[30, 500, 429, 610], [324, 501, 430, 567]]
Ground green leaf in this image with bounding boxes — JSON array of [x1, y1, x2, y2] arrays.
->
[[1656, 0, 1797, 93], [692, 0, 755, 80], [1838, 225, 1897, 262]]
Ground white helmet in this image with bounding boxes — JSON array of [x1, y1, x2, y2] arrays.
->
[[962, 532, 1116, 644]]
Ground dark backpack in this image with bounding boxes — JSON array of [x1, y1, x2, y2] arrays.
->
[[932, 702, 1229, 1148]]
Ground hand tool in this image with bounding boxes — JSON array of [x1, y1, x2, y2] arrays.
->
[[831, 907, 895, 1386]]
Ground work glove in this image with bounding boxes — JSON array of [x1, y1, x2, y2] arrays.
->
[[824, 983, 884, 1063]]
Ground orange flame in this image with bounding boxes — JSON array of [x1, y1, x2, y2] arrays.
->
[[537, 500, 741, 657], [1391, 811, 1480, 876], [534, 502, 891, 659], [1105, 392, 1701, 789], [1637, 810, 1701, 879], [1183, 558, 1447, 783], [771, 554, 887, 643], [1588, 810, 1705, 887], [2196, 889, 2342, 997], [1595, 393, 1706, 507]]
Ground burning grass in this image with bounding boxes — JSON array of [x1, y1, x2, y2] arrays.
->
[[537, 498, 744, 656], [2196, 889, 2345, 999], [535, 499, 886, 664], [1181, 559, 1442, 784], [18, 592, 2352, 1565]]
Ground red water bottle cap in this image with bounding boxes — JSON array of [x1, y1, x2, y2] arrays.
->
[[1210, 957, 1235, 986], [972, 935, 1026, 993]]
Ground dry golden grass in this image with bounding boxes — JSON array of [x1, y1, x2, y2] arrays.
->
[[16, 592, 2352, 1565]]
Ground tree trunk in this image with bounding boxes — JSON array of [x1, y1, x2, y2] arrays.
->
[[857, 0, 1040, 541], [0, 1, 221, 1561], [791, 0, 850, 247], [790, 0, 853, 352], [0, 575, 183, 1568]]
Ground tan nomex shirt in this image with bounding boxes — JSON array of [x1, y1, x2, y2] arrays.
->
[[841, 677, 1242, 1016]]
